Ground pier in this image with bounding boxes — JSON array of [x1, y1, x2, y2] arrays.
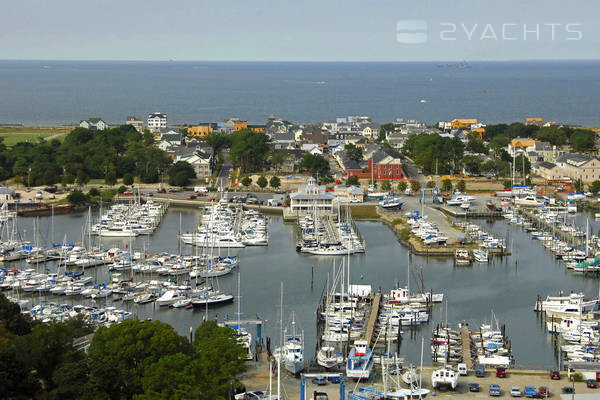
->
[[460, 325, 473, 369], [364, 292, 382, 347]]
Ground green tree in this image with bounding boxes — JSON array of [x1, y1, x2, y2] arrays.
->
[[403, 134, 464, 174], [590, 180, 600, 193], [76, 170, 89, 187], [442, 179, 453, 192], [43, 169, 57, 185], [105, 166, 117, 186], [269, 176, 281, 188], [62, 172, 75, 186], [270, 150, 288, 172], [456, 180, 466, 192], [257, 175, 268, 189], [397, 181, 408, 192], [299, 153, 330, 178], [66, 190, 88, 205], [123, 173, 134, 186], [241, 176, 252, 187], [466, 137, 488, 154], [228, 130, 270, 173], [381, 181, 392, 192], [88, 187, 100, 197], [378, 123, 395, 142], [426, 180, 436, 188], [87, 320, 190, 400], [169, 161, 196, 187], [410, 179, 421, 193], [570, 129, 596, 152], [205, 132, 232, 154], [503, 180, 512, 189], [344, 143, 363, 163], [347, 175, 359, 186], [574, 178, 584, 192], [515, 154, 531, 178], [461, 155, 482, 175]]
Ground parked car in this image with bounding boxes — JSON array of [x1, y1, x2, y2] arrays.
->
[[510, 387, 522, 397], [587, 379, 598, 388], [187, 194, 197, 200], [274, 189, 285, 194], [489, 384, 501, 396], [550, 370, 561, 380], [156, 188, 166, 193], [458, 363, 468, 376], [122, 191, 134, 196], [562, 386, 574, 394], [311, 376, 327, 386], [469, 383, 480, 392], [327, 376, 341, 384], [524, 386, 537, 398], [473, 364, 485, 377], [496, 366, 507, 378], [537, 386, 549, 398]]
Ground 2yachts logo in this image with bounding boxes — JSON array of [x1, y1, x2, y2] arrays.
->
[[397, 21, 583, 43]]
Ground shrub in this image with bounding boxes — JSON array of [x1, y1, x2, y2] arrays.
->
[[123, 173, 134, 186]]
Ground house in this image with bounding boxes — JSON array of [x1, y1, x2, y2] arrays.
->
[[345, 150, 402, 181], [80, 118, 108, 131], [247, 124, 266, 133], [333, 185, 364, 202], [525, 117, 543, 126], [188, 123, 217, 138], [360, 123, 380, 140], [532, 161, 563, 181], [178, 148, 214, 178], [508, 137, 537, 155], [157, 129, 183, 151], [272, 132, 296, 150], [289, 177, 334, 214], [125, 116, 144, 133], [556, 153, 600, 183], [451, 118, 478, 129], [276, 149, 304, 173], [386, 132, 411, 150], [147, 112, 167, 133], [299, 127, 328, 146], [301, 143, 323, 155], [0, 186, 15, 201]]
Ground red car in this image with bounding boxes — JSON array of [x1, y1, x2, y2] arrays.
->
[[156, 188, 166, 193], [122, 191, 134, 196], [496, 367, 507, 378], [187, 194, 197, 200], [550, 370, 561, 380], [537, 386, 549, 397]]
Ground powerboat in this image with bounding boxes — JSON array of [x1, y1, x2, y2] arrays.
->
[[346, 340, 374, 379], [431, 365, 458, 390]]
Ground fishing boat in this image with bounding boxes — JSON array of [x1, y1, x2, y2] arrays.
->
[[454, 249, 471, 265], [473, 249, 489, 263], [379, 196, 404, 210], [316, 346, 343, 369], [346, 340, 374, 379], [514, 195, 542, 207]]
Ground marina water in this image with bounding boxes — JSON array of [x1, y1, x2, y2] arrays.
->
[[9, 207, 600, 368]]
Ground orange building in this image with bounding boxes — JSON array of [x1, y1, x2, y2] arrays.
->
[[188, 123, 216, 138], [470, 127, 485, 140], [247, 124, 266, 133], [525, 117, 543, 125], [234, 120, 248, 131], [451, 118, 478, 129], [510, 138, 537, 149]]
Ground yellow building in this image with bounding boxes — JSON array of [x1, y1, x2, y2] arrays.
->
[[525, 117, 543, 125], [234, 121, 248, 131], [469, 127, 485, 140], [510, 138, 537, 149], [247, 124, 266, 133], [451, 118, 478, 129], [188, 124, 215, 138]]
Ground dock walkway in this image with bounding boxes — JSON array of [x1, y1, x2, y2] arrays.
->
[[460, 325, 473, 368], [364, 293, 382, 347]]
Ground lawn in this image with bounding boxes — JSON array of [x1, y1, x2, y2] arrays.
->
[[0, 126, 73, 146]]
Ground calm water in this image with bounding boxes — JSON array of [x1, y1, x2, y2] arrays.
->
[[9, 207, 600, 368], [1, 61, 599, 126]]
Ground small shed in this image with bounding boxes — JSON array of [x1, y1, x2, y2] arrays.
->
[[0, 186, 15, 201]]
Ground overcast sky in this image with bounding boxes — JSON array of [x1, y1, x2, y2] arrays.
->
[[1, 0, 598, 61]]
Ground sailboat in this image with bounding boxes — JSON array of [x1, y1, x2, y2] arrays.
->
[[275, 312, 305, 375]]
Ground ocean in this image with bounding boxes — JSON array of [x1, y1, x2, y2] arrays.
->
[[0, 60, 599, 126]]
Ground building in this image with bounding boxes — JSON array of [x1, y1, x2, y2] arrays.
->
[[0, 186, 15, 201], [247, 124, 266, 133], [508, 137, 537, 154], [79, 118, 108, 131], [333, 185, 364, 202], [289, 177, 334, 214], [188, 123, 217, 138], [272, 132, 296, 150], [525, 117, 543, 126], [450, 118, 478, 129], [556, 153, 600, 183], [345, 150, 403, 181], [125, 116, 144, 133], [177, 148, 214, 178], [360, 123, 380, 139], [532, 161, 563, 181], [147, 112, 167, 133]]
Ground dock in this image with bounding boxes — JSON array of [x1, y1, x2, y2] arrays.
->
[[435, 206, 504, 219], [364, 292, 382, 347], [460, 325, 473, 369]]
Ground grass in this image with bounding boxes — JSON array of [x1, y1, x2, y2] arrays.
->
[[0, 126, 72, 146], [347, 204, 379, 219]]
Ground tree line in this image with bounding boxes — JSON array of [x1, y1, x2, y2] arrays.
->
[[0, 293, 247, 400]]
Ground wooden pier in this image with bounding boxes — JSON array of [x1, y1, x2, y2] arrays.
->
[[460, 325, 473, 369], [435, 206, 504, 219], [364, 292, 382, 347]]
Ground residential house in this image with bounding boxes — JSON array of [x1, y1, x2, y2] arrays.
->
[[157, 128, 182, 151], [125, 116, 144, 133], [556, 153, 600, 183], [532, 161, 563, 181], [299, 127, 328, 147], [525, 117, 543, 126], [345, 150, 402, 181], [508, 137, 537, 155], [278, 149, 304, 173], [333, 185, 365, 202], [386, 132, 411, 151], [188, 123, 217, 138], [289, 177, 334, 214], [450, 118, 478, 130], [301, 143, 323, 155], [360, 123, 380, 140], [147, 112, 167, 133], [272, 132, 296, 150], [80, 118, 108, 131], [247, 124, 266, 133], [178, 147, 214, 178], [0, 186, 15, 201]]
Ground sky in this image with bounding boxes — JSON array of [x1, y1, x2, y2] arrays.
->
[[1, 0, 599, 61]]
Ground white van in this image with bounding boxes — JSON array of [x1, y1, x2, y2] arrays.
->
[[194, 186, 208, 194], [458, 363, 468, 376]]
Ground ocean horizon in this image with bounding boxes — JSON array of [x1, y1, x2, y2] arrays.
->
[[0, 60, 599, 126]]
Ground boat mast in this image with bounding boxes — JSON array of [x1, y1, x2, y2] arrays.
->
[[278, 281, 283, 399], [419, 336, 424, 399]]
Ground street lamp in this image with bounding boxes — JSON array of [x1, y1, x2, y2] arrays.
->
[[27, 167, 31, 187]]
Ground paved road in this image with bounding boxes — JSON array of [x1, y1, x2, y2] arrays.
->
[[402, 157, 423, 181]]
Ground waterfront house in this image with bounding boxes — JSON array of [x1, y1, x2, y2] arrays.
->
[[333, 185, 365, 202], [147, 112, 167, 133], [289, 177, 334, 214], [556, 153, 600, 183], [360, 123, 380, 140], [79, 118, 108, 131], [125, 116, 144, 133], [0, 186, 15, 201]]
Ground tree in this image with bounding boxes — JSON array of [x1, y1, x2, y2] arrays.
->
[[378, 123, 395, 142], [347, 175, 359, 186], [442, 179, 453, 192], [397, 181, 408, 193], [123, 173, 134, 186], [228, 130, 270, 173], [403, 134, 464, 174], [426, 180, 436, 188], [105, 166, 117, 186], [461, 155, 482, 175], [574, 178, 584, 192], [269, 176, 281, 189], [410, 179, 421, 193], [257, 176, 268, 189], [0, 293, 34, 335], [514, 154, 531, 178], [381, 181, 391, 192], [466, 137, 488, 154], [205, 132, 232, 154], [88, 188, 100, 197], [87, 320, 190, 399], [590, 180, 600, 193], [270, 150, 288, 172], [344, 143, 363, 163], [241, 176, 252, 187], [299, 153, 330, 178], [533, 127, 568, 147], [43, 169, 57, 185], [169, 161, 196, 187], [76, 170, 89, 187], [66, 190, 88, 205], [456, 180, 466, 192], [570, 129, 596, 152], [503, 180, 512, 189]]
